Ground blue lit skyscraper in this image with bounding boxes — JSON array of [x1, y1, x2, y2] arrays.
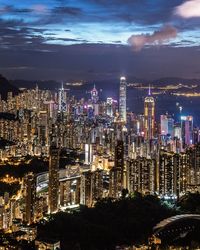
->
[[119, 77, 127, 123]]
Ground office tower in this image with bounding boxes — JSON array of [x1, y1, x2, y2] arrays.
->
[[106, 97, 114, 117], [160, 115, 168, 136], [109, 140, 124, 198], [85, 144, 93, 165], [193, 127, 200, 144], [58, 83, 67, 113], [91, 84, 99, 103], [24, 172, 36, 225], [174, 123, 181, 139], [48, 143, 60, 213], [160, 115, 174, 136], [119, 76, 127, 123], [181, 116, 193, 148], [127, 157, 156, 194], [144, 87, 155, 140]]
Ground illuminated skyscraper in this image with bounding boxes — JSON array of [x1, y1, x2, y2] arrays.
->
[[58, 83, 67, 113], [80, 170, 103, 207], [144, 86, 155, 140], [127, 157, 156, 194], [106, 97, 114, 117], [90, 84, 99, 103], [160, 115, 174, 137], [24, 172, 36, 225], [181, 116, 193, 148], [158, 150, 187, 198], [109, 140, 124, 198], [119, 76, 127, 123], [48, 143, 60, 213]]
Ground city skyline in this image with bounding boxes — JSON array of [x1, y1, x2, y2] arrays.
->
[[0, 1, 200, 249], [0, 0, 200, 80], [0, 76, 199, 248]]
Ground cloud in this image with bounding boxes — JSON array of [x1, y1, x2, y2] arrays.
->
[[175, 0, 200, 18], [54, 6, 82, 15], [127, 25, 177, 51], [0, 5, 31, 14], [31, 4, 48, 14]]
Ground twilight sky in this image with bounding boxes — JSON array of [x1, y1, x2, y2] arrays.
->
[[0, 0, 200, 81]]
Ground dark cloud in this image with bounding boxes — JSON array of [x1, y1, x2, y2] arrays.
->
[[0, 5, 31, 14], [53, 6, 82, 15], [86, 0, 183, 24]]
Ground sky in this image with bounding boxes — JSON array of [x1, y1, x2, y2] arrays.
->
[[0, 0, 200, 81]]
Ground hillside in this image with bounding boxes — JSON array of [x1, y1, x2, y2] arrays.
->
[[0, 74, 19, 100]]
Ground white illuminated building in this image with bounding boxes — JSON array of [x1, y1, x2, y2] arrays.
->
[[119, 76, 127, 123]]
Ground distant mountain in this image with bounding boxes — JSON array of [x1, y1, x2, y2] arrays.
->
[[10, 79, 60, 90], [0, 74, 19, 100], [10, 77, 200, 91], [150, 77, 200, 85]]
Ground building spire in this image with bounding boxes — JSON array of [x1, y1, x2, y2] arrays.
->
[[148, 84, 151, 96]]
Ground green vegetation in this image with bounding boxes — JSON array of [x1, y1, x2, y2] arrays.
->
[[38, 194, 176, 250], [0, 181, 20, 196], [177, 192, 200, 213], [0, 157, 48, 179]]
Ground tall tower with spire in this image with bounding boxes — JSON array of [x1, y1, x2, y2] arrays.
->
[[119, 76, 127, 123], [58, 82, 67, 113], [144, 85, 155, 140], [90, 84, 99, 103]]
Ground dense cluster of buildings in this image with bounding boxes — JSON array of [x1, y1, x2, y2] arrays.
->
[[0, 77, 199, 248]]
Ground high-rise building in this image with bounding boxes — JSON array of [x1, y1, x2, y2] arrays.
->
[[24, 172, 36, 225], [90, 84, 99, 104], [160, 114, 174, 138], [109, 167, 122, 198], [127, 157, 156, 194], [115, 140, 124, 178], [106, 97, 114, 117], [181, 115, 193, 148], [80, 170, 103, 207], [187, 143, 200, 187], [58, 83, 67, 113], [119, 77, 127, 123], [85, 143, 93, 165], [144, 87, 155, 140], [158, 150, 187, 198], [109, 140, 124, 198], [48, 144, 60, 213]]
